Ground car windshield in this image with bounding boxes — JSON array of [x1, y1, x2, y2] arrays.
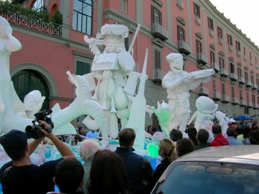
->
[[152, 161, 259, 194]]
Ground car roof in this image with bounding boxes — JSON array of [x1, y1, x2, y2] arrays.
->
[[176, 146, 259, 165]]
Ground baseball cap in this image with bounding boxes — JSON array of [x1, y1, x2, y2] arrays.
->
[[228, 118, 237, 124], [0, 130, 28, 153]]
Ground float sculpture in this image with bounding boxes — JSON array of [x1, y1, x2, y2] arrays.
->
[[215, 111, 229, 137]]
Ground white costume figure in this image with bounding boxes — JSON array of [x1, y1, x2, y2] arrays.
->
[[215, 111, 229, 137], [84, 24, 142, 147], [188, 96, 218, 130], [162, 53, 213, 135]]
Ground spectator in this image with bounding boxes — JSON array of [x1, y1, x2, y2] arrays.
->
[[187, 127, 198, 146], [195, 129, 209, 150], [114, 128, 144, 194], [0, 121, 75, 194], [143, 139, 177, 194], [210, 124, 229, 147], [242, 126, 252, 145], [251, 120, 258, 131], [236, 126, 244, 141], [88, 150, 128, 194], [176, 138, 195, 157], [169, 129, 183, 144], [248, 130, 259, 145], [47, 158, 84, 194], [75, 123, 87, 144], [228, 118, 237, 131], [142, 159, 153, 186], [79, 139, 101, 194], [226, 127, 243, 145], [86, 130, 98, 139]]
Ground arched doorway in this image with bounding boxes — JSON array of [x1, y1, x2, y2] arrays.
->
[[12, 70, 50, 110]]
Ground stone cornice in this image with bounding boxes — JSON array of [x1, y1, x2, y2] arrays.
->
[[176, 17, 186, 26]]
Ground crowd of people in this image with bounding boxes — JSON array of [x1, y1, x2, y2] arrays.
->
[[0, 118, 258, 194]]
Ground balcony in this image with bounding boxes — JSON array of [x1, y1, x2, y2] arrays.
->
[[229, 73, 238, 81], [238, 77, 245, 84], [198, 87, 209, 96], [0, 10, 62, 36], [178, 40, 191, 55], [218, 37, 223, 45], [237, 50, 241, 56], [211, 62, 219, 72], [177, 0, 184, 9], [250, 60, 254, 65], [152, 68, 166, 83], [231, 97, 239, 105], [212, 92, 221, 101], [245, 80, 252, 88], [220, 68, 228, 77], [253, 103, 257, 109], [252, 83, 257, 90], [239, 99, 246, 107], [221, 95, 230, 103], [244, 55, 247, 61], [247, 101, 253, 108], [228, 44, 233, 51], [151, 23, 168, 41], [195, 15, 200, 24], [196, 53, 207, 65], [209, 29, 214, 36]]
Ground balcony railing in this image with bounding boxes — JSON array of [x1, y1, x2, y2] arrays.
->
[[253, 103, 257, 109], [220, 68, 228, 77], [252, 83, 257, 90], [238, 77, 245, 84], [237, 50, 241, 56], [239, 99, 246, 107], [151, 23, 168, 41], [212, 92, 221, 101], [195, 15, 200, 24], [0, 10, 62, 36], [198, 87, 209, 96], [197, 53, 207, 65], [178, 40, 191, 55], [209, 29, 214, 36], [211, 62, 219, 72], [229, 73, 238, 81], [250, 60, 254, 65], [245, 80, 252, 88], [177, 0, 183, 8], [218, 37, 223, 44], [248, 101, 253, 108], [244, 55, 247, 61], [231, 97, 239, 105], [152, 68, 166, 83], [221, 95, 230, 103], [228, 44, 233, 51]]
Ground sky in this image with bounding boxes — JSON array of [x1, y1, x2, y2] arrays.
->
[[209, 0, 259, 47]]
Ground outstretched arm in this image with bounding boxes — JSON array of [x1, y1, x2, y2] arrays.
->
[[188, 111, 198, 125]]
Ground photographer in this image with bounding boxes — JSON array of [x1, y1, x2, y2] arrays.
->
[[0, 120, 75, 194]]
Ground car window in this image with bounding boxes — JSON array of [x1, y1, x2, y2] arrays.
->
[[152, 161, 259, 194]]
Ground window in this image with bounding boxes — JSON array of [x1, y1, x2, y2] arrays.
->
[[230, 63, 235, 73], [72, 0, 93, 34], [219, 57, 224, 69], [212, 78, 216, 93], [193, 3, 200, 18], [256, 78, 259, 86], [231, 87, 235, 98], [210, 51, 215, 65], [177, 25, 185, 41], [154, 49, 161, 69], [252, 94, 255, 104], [32, 0, 43, 11], [255, 57, 257, 64], [120, 0, 127, 12], [250, 52, 252, 59], [238, 68, 242, 78], [196, 40, 202, 54], [244, 47, 246, 55], [76, 61, 91, 75], [251, 75, 254, 85], [217, 27, 222, 38], [236, 41, 241, 51], [222, 83, 225, 95], [227, 35, 232, 45], [247, 93, 249, 103], [208, 17, 213, 30], [151, 5, 162, 24], [257, 96, 259, 104], [245, 72, 248, 82], [240, 89, 242, 99]]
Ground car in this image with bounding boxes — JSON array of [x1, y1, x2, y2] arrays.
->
[[151, 146, 259, 194]]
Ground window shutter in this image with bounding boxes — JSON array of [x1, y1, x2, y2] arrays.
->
[[158, 10, 162, 25], [151, 5, 154, 23]]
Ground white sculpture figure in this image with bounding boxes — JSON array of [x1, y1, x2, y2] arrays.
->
[[147, 100, 179, 138], [162, 53, 215, 135], [188, 96, 218, 130], [215, 111, 229, 137], [84, 24, 142, 147]]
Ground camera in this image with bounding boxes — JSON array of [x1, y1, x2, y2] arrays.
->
[[25, 110, 54, 139]]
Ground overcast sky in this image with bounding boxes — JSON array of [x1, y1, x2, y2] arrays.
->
[[209, 0, 259, 47]]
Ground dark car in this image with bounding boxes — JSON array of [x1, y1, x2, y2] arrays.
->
[[151, 146, 259, 194]]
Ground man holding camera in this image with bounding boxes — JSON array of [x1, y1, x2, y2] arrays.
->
[[0, 120, 75, 194]]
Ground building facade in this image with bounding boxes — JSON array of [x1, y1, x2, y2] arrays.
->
[[6, 0, 259, 126]]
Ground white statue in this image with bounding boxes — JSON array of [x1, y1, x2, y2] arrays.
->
[[215, 111, 229, 137], [188, 96, 218, 130], [162, 53, 214, 135], [84, 24, 143, 148]]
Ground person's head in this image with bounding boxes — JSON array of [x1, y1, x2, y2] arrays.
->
[[176, 138, 195, 157], [228, 118, 237, 129], [248, 131, 259, 145], [0, 130, 28, 161], [166, 53, 184, 74], [187, 127, 198, 146], [212, 124, 222, 136], [79, 139, 101, 162], [105, 34, 124, 52], [143, 159, 153, 183], [236, 126, 243, 135], [226, 127, 236, 137], [118, 128, 135, 147], [54, 158, 84, 193], [159, 139, 178, 163], [88, 150, 128, 194], [170, 129, 183, 142], [197, 129, 209, 144], [243, 126, 252, 139]]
